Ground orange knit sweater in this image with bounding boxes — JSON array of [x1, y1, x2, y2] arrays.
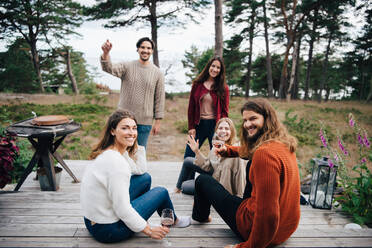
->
[[226, 142, 300, 248]]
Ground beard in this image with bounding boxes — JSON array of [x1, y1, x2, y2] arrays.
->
[[140, 53, 150, 61], [245, 127, 264, 144]]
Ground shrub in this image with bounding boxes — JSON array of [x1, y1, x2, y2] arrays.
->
[[175, 120, 188, 134], [319, 114, 372, 226], [284, 109, 319, 146], [0, 127, 19, 188], [10, 138, 34, 184]]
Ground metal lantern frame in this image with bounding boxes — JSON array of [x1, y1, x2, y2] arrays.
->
[[308, 157, 338, 209]]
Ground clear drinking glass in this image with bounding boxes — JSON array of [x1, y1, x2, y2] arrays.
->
[[161, 208, 174, 228], [210, 133, 225, 164]]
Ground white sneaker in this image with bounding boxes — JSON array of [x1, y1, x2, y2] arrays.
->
[[173, 216, 191, 228]]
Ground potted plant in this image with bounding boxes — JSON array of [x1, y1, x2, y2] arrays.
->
[[0, 128, 19, 189]]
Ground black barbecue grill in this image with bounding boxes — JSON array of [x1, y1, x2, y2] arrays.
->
[[6, 118, 81, 191]]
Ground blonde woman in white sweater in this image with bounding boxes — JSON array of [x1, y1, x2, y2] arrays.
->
[[81, 110, 190, 243]]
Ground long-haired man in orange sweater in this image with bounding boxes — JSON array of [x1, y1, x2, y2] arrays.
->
[[191, 98, 301, 248]]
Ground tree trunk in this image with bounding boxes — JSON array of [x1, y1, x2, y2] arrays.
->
[[279, 0, 311, 99], [245, 13, 256, 98], [304, 8, 318, 101], [30, 40, 44, 92], [279, 41, 291, 99], [263, 0, 274, 98], [359, 56, 366, 101], [366, 78, 372, 102], [286, 36, 299, 101], [214, 0, 223, 57], [318, 31, 332, 103], [325, 86, 330, 101], [149, 0, 159, 67], [292, 31, 302, 99], [65, 49, 79, 94]]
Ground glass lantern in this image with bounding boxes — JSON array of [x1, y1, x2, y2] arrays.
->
[[308, 157, 338, 209]]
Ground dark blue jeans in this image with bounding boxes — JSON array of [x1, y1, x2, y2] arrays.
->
[[175, 157, 212, 191], [137, 124, 152, 148], [184, 119, 216, 158], [84, 173, 177, 243]]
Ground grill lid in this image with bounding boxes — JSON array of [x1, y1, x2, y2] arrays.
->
[[31, 115, 70, 126]]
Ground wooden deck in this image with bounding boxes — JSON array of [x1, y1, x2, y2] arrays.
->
[[0, 161, 371, 247]]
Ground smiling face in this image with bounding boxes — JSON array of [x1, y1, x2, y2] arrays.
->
[[216, 121, 231, 142], [242, 110, 264, 142], [208, 60, 221, 78], [137, 41, 153, 62], [111, 117, 137, 151]]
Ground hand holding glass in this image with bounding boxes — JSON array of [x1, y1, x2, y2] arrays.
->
[[210, 133, 225, 163]]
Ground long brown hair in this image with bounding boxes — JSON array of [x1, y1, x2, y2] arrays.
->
[[215, 117, 236, 145], [239, 98, 297, 159], [89, 110, 138, 160], [192, 56, 226, 99]]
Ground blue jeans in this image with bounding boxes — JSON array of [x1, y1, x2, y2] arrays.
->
[[175, 157, 212, 191], [84, 173, 177, 243], [137, 125, 152, 148], [184, 119, 216, 158]]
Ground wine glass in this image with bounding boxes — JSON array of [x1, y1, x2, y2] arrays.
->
[[161, 208, 174, 228], [210, 133, 225, 164]]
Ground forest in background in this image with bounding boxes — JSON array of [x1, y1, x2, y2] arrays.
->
[[0, 0, 371, 102]]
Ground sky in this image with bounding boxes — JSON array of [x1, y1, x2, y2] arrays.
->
[[0, 0, 365, 93], [65, 0, 221, 92]]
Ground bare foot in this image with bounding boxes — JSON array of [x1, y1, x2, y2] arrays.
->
[[174, 188, 181, 193], [207, 215, 212, 222]]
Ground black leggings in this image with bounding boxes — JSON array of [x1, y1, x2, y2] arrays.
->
[[192, 174, 244, 240]]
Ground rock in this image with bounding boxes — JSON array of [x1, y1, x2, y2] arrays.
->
[[344, 223, 362, 229]]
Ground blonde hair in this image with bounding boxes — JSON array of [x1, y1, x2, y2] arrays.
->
[[239, 98, 297, 159], [90, 110, 138, 160], [215, 117, 236, 145]]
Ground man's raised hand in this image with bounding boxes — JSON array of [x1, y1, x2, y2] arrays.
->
[[101, 39, 112, 59]]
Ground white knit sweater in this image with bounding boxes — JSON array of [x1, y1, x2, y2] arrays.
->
[[80, 147, 147, 232]]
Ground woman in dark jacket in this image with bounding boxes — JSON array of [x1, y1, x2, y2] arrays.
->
[[183, 56, 229, 159]]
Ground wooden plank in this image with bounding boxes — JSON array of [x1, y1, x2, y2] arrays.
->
[[1, 237, 372, 248], [3, 223, 371, 238], [0, 214, 354, 226], [279, 238, 372, 248], [0, 225, 79, 236], [0, 161, 371, 248]]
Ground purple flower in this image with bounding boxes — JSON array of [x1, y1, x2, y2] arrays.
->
[[361, 157, 367, 164], [319, 130, 327, 148], [364, 135, 370, 148], [338, 138, 348, 155], [334, 154, 339, 161], [349, 118, 355, 127], [358, 134, 364, 146], [328, 159, 335, 168]]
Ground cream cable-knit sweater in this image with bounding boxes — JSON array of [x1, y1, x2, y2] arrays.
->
[[101, 58, 165, 125], [80, 147, 147, 232]]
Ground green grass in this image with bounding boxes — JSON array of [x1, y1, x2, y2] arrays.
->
[[0, 103, 112, 161]]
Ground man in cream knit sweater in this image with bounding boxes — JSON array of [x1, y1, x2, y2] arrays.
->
[[100, 37, 165, 148]]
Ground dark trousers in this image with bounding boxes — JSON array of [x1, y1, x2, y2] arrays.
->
[[192, 174, 244, 240], [175, 157, 212, 190], [184, 119, 216, 158]]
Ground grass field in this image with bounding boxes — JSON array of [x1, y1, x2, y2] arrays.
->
[[1, 92, 371, 179]]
